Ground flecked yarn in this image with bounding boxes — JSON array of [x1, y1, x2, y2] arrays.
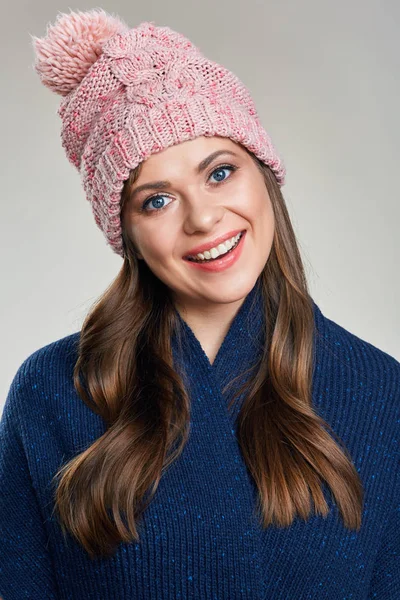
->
[[31, 8, 286, 257], [1, 288, 400, 597]]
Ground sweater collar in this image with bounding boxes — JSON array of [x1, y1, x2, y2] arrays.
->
[[171, 283, 327, 432], [171, 279, 266, 420]]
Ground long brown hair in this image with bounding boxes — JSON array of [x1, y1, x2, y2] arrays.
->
[[51, 146, 364, 559]]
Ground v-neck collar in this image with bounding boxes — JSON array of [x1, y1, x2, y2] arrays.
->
[[171, 279, 266, 424]]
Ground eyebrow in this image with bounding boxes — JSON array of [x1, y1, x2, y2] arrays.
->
[[130, 149, 240, 200]]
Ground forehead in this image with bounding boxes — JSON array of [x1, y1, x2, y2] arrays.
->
[[138, 136, 246, 176]]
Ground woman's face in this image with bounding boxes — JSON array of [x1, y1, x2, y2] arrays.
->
[[121, 135, 275, 310]]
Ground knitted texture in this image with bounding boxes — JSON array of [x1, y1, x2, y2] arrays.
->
[[31, 9, 286, 257], [0, 284, 399, 599]]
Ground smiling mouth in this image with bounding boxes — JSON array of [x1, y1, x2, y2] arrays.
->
[[184, 231, 245, 263]]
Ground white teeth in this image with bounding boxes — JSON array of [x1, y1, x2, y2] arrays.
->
[[188, 232, 243, 262]]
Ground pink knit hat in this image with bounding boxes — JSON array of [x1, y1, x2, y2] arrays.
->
[[31, 8, 286, 258]]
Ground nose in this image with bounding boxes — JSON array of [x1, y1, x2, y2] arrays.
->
[[182, 189, 225, 234]]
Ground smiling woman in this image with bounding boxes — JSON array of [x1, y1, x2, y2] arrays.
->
[[1, 7, 399, 600], [119, 135, 276, 338]]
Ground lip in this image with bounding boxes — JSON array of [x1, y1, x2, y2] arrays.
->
[[183, 229, 245, 258], [183, 230, 246, 273]]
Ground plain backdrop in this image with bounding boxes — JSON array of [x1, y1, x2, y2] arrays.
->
[[1, 0, 399, 414]]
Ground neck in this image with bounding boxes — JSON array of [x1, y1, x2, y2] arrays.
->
[[172, 281, 261, 365]]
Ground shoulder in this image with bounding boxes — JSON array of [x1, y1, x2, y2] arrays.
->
[[4, 331, 81, 421], [312, 299, 400, 383], [13, 331, 80, 386], [311, 301, 400, 473], [311, 300, 400, 438]]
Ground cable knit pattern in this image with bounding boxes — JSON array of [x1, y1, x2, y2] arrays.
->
[[0, 283, 399, 599], [31, 9, 286, 257]]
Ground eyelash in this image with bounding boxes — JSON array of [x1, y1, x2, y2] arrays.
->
[[140, 163, 239, 213]]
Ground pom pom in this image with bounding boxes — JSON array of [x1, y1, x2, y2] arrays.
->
[[31, 8, 130, 96]]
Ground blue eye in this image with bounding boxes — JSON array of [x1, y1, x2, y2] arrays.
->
[[209, 165, 235, 184], [141, 163, 237, 213]]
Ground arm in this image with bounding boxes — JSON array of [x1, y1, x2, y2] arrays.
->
[[0, 372, 59, 600]]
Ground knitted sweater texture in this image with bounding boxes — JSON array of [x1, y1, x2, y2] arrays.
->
[[0, 283, 399, 599]]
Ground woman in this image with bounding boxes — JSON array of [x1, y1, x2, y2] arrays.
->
[[0, 8, 398, 600]]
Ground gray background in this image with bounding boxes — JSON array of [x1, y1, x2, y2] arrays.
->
[[1, 0, 399, 414]]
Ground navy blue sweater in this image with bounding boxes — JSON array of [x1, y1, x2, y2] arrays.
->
[[1, 283, 399, 599]]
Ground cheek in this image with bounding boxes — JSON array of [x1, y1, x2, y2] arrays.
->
[[255, 184, 273, 217], [130, 221, 176, 259], [250, 189, 275, 242], [239, 184, 273, 224]]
